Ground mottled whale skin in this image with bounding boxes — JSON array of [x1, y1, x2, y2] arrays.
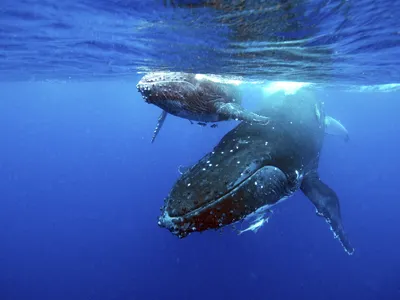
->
[[158, 91, 354, 255], [136, 72, 269, 142]]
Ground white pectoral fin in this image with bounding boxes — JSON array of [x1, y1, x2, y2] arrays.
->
[[215, 101, 269, 125], [151, 110, 168, 143], [324, 116, 349, 142]]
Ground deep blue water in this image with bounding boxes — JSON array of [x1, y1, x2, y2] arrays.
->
[[1, 81, 400, 300], [1, 1, 400, 300]]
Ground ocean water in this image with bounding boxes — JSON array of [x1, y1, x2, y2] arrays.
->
[[1, 1, 400, 300]]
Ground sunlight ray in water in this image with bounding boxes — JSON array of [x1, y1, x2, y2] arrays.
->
[[357, 83, 400, 93], [142, 71, 400, 95], [263, 81, 312, 96]]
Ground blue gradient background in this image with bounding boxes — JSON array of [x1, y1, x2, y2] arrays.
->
[[0, 81, 399, 300]]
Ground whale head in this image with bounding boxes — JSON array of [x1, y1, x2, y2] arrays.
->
[[157, 124, 294, 238], [136, 72, 242, 116], [136, 72, 199, 105]]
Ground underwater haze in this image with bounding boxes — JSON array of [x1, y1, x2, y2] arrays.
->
[[1, 1, 400, 300]]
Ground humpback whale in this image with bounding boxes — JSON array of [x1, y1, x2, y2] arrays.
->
[[158, 91, 354, 255], [136, 72, 269, 143]]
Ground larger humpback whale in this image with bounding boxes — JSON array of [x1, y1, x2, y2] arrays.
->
[[136, 72, 269, 143], [158, 91, 354, 254]]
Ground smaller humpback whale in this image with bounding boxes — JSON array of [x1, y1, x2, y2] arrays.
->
[[158, 91, 354, 255], [136, 72, 269, 143]]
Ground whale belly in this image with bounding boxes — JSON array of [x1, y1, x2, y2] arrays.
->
[[157, 100, 221, 122]]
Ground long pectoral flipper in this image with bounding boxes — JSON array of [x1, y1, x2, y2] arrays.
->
[[301, 171, 354, 255], [324, 116, 349, 142], [215, 102, 270, 125], [151, 110, 168, 143]]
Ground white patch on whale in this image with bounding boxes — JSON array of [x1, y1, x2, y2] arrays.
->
[[236, 194, 291, 235], [263, 81, 312, 96]]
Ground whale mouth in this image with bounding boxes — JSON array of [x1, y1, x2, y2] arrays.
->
[[158, 163, 281, 238]]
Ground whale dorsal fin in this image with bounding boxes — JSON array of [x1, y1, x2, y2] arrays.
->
[[300, 170, 354, 255], [214, 101, 270, 125], [151, 110, 168, 143], [324, 116, 349, 142]]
